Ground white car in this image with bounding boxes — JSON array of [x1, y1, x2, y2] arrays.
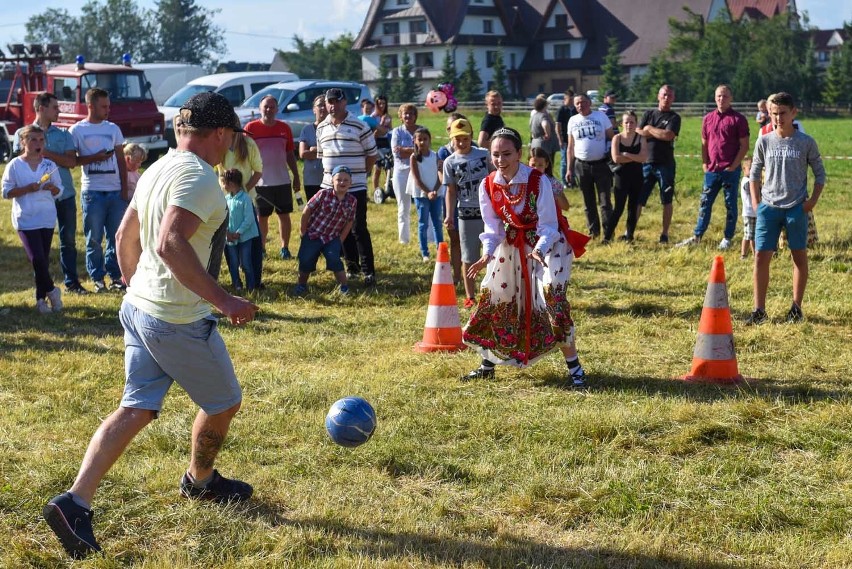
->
[[160, 71, 299, 146]]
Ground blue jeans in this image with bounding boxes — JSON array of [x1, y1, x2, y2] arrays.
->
[[693, 168, 740, 240], [414, 196, 444, 257], [224, 240, 256, 290], [560, 143, 568, 185], [81, 191, 127, 282], [55, 195, 80, 286]]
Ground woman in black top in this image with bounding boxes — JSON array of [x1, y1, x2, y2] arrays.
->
[[608, 110, 648, 242]]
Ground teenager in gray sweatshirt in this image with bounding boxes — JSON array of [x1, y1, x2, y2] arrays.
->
[[747, 92, 826, 325]]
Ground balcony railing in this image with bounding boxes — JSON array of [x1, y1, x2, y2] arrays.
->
[[375, 32, 431, 46], [362, 66, 441, 82]]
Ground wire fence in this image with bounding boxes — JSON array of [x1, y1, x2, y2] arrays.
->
[[388, 100, 852, 117]]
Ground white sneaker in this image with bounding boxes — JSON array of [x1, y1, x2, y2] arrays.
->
[[36, 299, 52, 314], [675, 236, 701, 248], [718, 238, 732, 250], [46, 287, 63, 312]]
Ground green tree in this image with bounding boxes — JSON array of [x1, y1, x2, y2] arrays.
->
[[391, 51, 420, 102], [375, 55, 394, 99], [154, 0, 225, 68], [26, 0, 156, 63], [599, 36, 627, 97], [276, 34, 362, 82], [491, 46, 508, 97], [456, 48, 482, 102], [25, 0, 224, 66], [437, 49, 457, 86], [822, 22, 852, 104]]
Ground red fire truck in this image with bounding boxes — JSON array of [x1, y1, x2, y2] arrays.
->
[[1, 44, 166, 162]]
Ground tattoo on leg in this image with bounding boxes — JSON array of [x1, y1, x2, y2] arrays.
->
[[194, 429, 224, 470]]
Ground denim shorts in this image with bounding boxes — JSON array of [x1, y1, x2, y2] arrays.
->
[[119, 301, 241, 416], [640, 163, 676, 206], [755, 202, 807, 252], [297, 235, 344, 273]]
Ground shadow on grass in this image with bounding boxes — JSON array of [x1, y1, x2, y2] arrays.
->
[[537, 371, 851, 404], [579, 300, 703, 320], [232, 503, 740, 569]]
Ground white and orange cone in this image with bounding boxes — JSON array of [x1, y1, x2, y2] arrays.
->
[[414, 242, 466, 353], [681, 256, 742, 383]]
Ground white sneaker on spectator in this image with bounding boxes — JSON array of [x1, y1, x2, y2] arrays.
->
[[36, 299, 52, 314], [718, 238, 732, 250], [675, 235, 701, 248], [47, 287, 63, 312]]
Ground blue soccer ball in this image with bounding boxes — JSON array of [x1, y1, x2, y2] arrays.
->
[[325, 397, 377, 447]]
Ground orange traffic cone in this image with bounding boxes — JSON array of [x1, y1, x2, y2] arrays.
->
[[681, 256, 742, 383], [414, 242, 466, 353]]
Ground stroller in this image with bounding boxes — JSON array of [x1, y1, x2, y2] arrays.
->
[[372, 148, 396, 204]]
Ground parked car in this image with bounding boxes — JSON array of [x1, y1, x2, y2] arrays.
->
[[160, 71, 299, 146], [134, 62, 205, 105], [546, 93, 566, 106], [236, 80, 372, 138], [586, 89, 601, 105]]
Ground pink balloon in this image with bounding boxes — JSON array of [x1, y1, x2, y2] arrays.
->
[[425, 90, 447, 113]]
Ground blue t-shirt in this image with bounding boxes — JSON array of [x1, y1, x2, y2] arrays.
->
[[358, 114, 379, 131]]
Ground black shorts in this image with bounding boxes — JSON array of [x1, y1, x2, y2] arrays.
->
[[256, 184, 293, 216]]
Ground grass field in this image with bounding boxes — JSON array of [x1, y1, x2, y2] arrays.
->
[[1, 113, 850, 568]]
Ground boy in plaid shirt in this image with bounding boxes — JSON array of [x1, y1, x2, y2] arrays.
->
[[295, 165, 357, 295]]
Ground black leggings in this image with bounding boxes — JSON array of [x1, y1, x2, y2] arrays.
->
[[610, 166, 643, 240]]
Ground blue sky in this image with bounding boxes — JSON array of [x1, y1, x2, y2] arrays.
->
[[2, 0, 848, 64]]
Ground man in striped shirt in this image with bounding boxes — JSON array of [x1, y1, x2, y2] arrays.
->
[[316, 88, 379, 285]]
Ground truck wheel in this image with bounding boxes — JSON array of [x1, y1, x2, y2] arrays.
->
[[0, 139, 10, 163]]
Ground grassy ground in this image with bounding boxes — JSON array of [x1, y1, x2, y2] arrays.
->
[[1, 115, 850, 568]]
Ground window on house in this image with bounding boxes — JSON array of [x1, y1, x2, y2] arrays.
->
[[818, 51, 830, 62], [396, 0, 409, 5], [383, 22, 399, 35], [510, 53, 516, 69], [410, 19, 427, 34], [381, 54, 399, 69], [486, 51, 497, 68], [555, 14, 568, 28], [554, 44, 571, 59], [414, 52, 434, 68], [483, 19, 493, 34]]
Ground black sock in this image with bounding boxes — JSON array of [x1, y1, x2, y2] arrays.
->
[[565, 357, 581, 374], [481, 359, 495, 369]]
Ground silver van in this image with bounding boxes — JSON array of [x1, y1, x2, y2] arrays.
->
[[161, 71, 299, 146]]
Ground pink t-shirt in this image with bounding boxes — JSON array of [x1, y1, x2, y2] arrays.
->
[[701, 108, 749, 172], [245, 120, 294, 186]]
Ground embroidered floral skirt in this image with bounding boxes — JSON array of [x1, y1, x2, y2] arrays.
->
[[463, 236, 574, 367]]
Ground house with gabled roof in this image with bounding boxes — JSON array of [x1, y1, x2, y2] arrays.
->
[[810, 28, 848, 69], [353, 0, 800, 99]]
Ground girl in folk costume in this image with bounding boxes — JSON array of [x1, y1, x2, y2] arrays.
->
[[462, 127, 591, 387]]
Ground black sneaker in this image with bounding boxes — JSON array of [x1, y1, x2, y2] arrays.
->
[[659, 234, 669, 244], [568, 367, 588, 389], [745, 308, 768, 326], [786, 303, 804, 323], [92, 280, 107, 294], [43, 492, 102, 559], [108, 280, 126, 292], [363, 273, 376, 286], [180, 470, 253, 503], [460, 367, 495, 381], [65, 282, 90, 295]]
